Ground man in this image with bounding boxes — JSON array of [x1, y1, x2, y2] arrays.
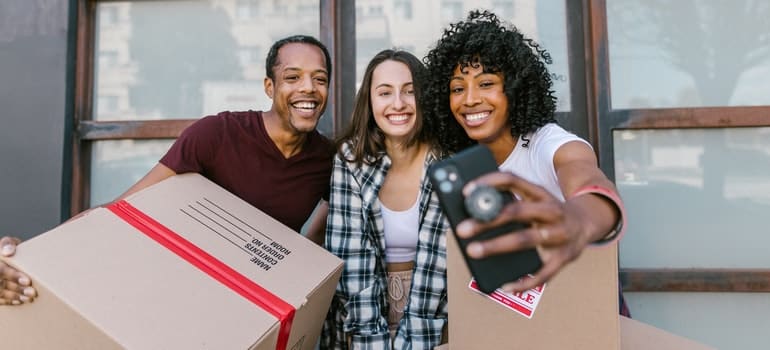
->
[[0, 35, 334, 305]]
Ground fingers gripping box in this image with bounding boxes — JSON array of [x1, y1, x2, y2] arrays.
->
[[0, 173, 343, 350]]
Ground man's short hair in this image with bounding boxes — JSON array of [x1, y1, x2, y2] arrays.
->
[[265, 35, 332, 80]]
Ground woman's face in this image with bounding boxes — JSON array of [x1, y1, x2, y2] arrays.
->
[[370, 60, 417, 143], [448, 63, 511, 145]]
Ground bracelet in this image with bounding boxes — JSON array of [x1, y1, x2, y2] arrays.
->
[[570, 185, 626, 245]]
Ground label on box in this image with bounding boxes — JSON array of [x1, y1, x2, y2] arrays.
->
[[179, 197, 294, 272], [468, 277, 545, 319]]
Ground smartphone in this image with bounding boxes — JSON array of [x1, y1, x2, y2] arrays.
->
[[429, 144, 542, 293]]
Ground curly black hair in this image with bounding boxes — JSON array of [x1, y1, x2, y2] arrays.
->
[[423, 10, 557, 153]]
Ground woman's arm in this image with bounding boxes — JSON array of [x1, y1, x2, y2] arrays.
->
[[454, 141, 624, 292]]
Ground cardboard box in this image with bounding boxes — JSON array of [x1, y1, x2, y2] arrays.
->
[[446, 234, 713, 349], [0, 173, 343, 350], [435, 317, 714, 350], [620, 316, 714, 350]]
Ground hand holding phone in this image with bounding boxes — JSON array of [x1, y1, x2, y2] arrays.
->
[[429, 145, 542, 293]]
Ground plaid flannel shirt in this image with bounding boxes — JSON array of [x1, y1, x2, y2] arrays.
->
[[321, 142, 448, 350]]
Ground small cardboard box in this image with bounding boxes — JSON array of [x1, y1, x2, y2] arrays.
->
[[446, 234, 713, 349], [0, 173, 343, 350]]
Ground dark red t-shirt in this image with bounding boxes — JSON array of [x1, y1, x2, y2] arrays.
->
[[160, 110, 333, 232]]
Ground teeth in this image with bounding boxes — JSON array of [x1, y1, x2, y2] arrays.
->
[[292, 102, 316, 109], [465, 112, 489, 121], [389, 114, 408, 122]]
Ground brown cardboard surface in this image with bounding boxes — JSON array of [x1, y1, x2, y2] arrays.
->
[[447, 233, 620, 349], [620, 316, 715, 350], [437, 317, 715, 350], [447, 234, 713, 349], [0, 173, 342, 350]]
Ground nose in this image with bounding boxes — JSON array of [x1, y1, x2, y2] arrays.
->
[[298, 75, 316, 93], [463, 85, 481, 106], [393, 92, 406, 110]]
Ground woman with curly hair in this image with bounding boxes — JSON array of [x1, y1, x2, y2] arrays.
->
[[321, 49, 448, 349], [423, 10, 627, 299]]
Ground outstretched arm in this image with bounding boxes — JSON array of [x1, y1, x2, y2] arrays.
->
[[455, 141, 624, 292]]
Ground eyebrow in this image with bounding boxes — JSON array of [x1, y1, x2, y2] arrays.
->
[[282, 67, 328, 75], [452, 71, 492, 80], [374, 82, 413, 89]]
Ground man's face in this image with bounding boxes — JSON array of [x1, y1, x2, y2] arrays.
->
[[265, 43, 329, 134]]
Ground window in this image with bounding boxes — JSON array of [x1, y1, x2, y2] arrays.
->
[[369, 5, 383, 16], [97, 50, 119, 70], [98, 5, 119, 27], [96, 95, 119, 115], [393, 0, 413, 19], [273, 0, 288, 15], [236, 0, 259, 20], [607, 0, 770, 108], [77, 0, 320, 210], [492, 1, 515, 19], [440, 0, 463, 23], [355, 0, 571, 112], [238, 46, 261, 67], [594, 1, 770, 348]]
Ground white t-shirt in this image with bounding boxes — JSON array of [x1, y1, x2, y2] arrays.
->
[[498, 123, 590, 201]]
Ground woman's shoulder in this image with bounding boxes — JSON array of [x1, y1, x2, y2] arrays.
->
[[531, 123, 589, 148]]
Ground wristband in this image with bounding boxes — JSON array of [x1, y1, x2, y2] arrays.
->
[[570, 185, 626, 245]]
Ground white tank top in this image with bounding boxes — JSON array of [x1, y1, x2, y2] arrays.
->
[[379, 198, 419, 263]]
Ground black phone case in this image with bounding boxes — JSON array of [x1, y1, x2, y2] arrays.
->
[[429, 145, 542, 293]]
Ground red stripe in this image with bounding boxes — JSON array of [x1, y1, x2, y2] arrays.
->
[[107, 200, 295, 350]]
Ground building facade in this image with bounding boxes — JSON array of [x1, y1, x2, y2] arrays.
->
[[1, 0, 769, 348]]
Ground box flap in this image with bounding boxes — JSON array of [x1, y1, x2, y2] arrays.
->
[[620, 316, 715, 350], [448, 233, 620, 349], [9, 208, 277, 349], [123, 173, 343, 309]]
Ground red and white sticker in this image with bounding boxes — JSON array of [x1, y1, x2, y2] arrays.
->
[[468, 276, 545, 319]]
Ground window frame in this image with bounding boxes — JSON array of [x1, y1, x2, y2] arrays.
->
[[587, 0, 770, 292], [71, 0, 353, 214], [74, 0, 770, 293]]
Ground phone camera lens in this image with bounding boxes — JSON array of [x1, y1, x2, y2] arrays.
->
[[434, 168, 447, 181]]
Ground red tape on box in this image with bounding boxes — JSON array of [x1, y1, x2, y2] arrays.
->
[[107, 200, 295, 350]]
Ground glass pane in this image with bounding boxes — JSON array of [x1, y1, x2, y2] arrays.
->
[[93, 1, 319, 121], [626, 292, 770, 349], [614, 127, 770, 268], [354, 0, 571, 111], [607, 0, 770, 109], [90, 139, 174, 206]]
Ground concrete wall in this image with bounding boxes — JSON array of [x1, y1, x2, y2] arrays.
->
[[0, 0, 71, 240]]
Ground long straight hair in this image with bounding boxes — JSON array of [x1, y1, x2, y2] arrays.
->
[[335, 49, 432, 166]]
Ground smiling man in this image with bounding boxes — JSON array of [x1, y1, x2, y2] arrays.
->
[[0, 35, 334, 305]]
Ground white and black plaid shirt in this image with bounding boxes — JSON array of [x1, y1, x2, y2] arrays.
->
[[321, 142, 448, 349]]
